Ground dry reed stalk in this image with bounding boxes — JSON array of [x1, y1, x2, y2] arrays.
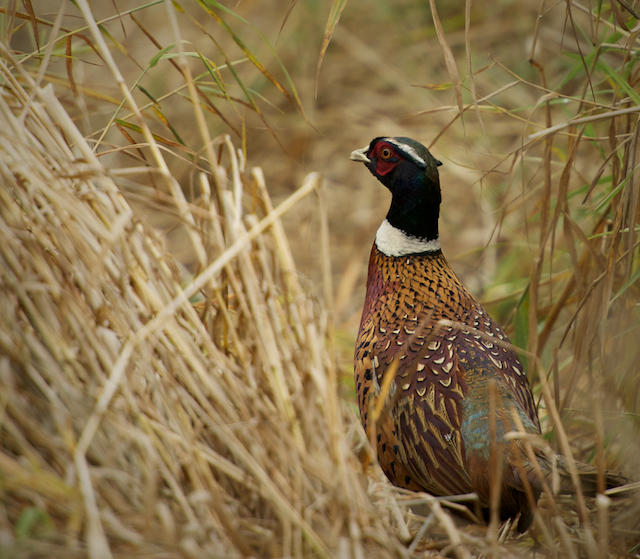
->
[[0, 44, 421, 558]]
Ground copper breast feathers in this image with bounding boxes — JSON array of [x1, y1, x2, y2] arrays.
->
[[354, 245, 538, 496]]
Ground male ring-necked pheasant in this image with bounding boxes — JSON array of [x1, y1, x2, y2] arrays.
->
[[351, 136, 625, 532]]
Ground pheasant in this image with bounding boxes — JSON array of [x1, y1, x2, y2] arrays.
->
[[350, 136, 625, 532]]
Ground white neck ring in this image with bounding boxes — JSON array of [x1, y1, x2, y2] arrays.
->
[[375, 219, 440, 257]]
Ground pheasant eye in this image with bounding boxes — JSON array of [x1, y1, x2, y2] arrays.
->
[[380, 147, 393, 160]]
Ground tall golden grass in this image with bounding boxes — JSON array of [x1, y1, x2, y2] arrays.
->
[[1, 1, 639, 558]]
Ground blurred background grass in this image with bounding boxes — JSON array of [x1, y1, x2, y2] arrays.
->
[[2, 0, 640, 556]]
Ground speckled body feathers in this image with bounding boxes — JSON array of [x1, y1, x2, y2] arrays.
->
[[355, 245, 540, 526]]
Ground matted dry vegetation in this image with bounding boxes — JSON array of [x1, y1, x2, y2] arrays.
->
[[1, 1, 640, 558], [0, 43, 399, 559]]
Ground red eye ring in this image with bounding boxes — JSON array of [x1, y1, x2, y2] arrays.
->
[[380, 147, 393, 160]]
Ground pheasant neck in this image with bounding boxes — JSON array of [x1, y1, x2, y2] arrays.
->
[[375, 219, 440, 257]]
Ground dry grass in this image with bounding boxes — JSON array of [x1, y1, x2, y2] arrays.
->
[[1, 1, 640, 557], [0, 42, 390, 559]]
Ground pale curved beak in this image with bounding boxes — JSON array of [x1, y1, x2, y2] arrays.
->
[[349, 146, 370, 163]]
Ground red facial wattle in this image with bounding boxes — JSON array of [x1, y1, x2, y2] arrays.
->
[[370, 142, 399, 176]]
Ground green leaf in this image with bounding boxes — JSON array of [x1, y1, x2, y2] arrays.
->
[[611, 264, 640, 303], [200, 0, 249, 24], [15, 507, 52, 539], [149, 44, 175, 67], [558, 50, 597, 90], [595, 58, 640, 105], [593, 172, 633, 214]]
